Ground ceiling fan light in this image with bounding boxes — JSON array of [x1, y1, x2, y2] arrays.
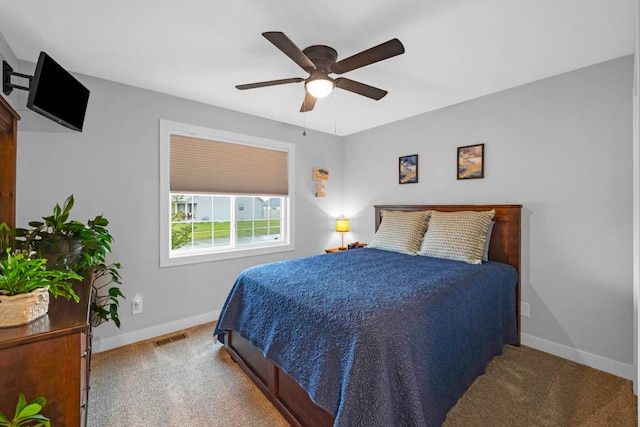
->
[[306, 78, 334, 98]]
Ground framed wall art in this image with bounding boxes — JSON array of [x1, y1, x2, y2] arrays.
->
[[399, 154, 418, 184], [312, 168, 329, 181], [457, 144, 484, 180]]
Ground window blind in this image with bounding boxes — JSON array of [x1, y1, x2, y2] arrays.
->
[[170, 134, 288, 196]]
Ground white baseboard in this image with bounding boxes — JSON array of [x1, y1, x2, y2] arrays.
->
[[521, 333, 635, 381], [91, 319, 635, 383], [92, 310, 220, 353]]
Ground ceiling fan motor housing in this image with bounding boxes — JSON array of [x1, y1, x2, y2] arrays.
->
[[302, 45, 338, 73]]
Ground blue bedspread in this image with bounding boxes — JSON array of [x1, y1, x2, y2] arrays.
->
[[214, 248, 517, 426]]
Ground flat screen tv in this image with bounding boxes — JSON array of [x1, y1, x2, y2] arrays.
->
[[27, 52, 90, 132]]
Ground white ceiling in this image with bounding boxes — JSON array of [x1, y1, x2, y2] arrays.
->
[[0, 0, 636, 136]]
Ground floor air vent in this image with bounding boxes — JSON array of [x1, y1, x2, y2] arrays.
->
[[153, 332, 188, 347]]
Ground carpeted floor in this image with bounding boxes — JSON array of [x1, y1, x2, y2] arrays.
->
[[88, 322, 288, 427], [88, 322, 636, 426], [444, 346, 637, 426]]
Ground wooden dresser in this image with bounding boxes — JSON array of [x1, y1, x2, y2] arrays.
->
[[0, 94, 19, 228], [0, 282, 92, 427]]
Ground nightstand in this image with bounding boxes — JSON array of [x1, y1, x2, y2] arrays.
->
[[325, 243, 367, 253], [325, 247, 346, 253]]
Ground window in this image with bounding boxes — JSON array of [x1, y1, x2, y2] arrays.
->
[[170, 194, 283, 251], [160, 120, 295, 266]]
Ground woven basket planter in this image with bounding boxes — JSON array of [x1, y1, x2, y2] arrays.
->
[[0, 287, 50, 328]]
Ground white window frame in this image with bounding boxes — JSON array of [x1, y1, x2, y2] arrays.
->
[[159, 120, 295, 267]]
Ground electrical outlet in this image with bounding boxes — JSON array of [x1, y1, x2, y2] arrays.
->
[[520, 302, 530, 318], [132, 294, 143, 315]]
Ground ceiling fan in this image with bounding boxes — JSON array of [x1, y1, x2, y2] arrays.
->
[[236, 31, 405, 112]]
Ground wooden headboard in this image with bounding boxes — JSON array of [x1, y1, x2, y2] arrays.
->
[[374, 204, 522, 343]]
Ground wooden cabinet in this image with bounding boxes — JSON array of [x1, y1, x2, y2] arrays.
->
[[0, 95, 19, 227], [0, 282, 92, 427]]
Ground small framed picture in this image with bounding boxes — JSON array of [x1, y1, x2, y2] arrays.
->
[[457, 144, 484, 180], [312, 168, 329, 181], [399, 154, 418, 184]]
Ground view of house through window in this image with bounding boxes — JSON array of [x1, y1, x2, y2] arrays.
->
[[171, 194, 284, 253], [160, 120, 294, 266]]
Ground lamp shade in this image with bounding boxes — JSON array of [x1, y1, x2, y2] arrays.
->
[[335, 218, 350, 233], [306, 78, 335, 98]]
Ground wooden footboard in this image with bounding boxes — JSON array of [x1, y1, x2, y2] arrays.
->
[[224, 330, 334, 427]]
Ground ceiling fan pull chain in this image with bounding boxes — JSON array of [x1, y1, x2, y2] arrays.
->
[[333, 90, 337, 134], [303, 93, 307, 136]]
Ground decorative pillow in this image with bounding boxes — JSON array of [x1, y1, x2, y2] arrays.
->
[[417, 210, 495, 264], [482, 221, 496, 262], [369, 210, 431, 255]]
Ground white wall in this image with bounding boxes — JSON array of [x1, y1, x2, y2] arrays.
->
[[7, 57, 344, 351], [343, 56, 635, 379]]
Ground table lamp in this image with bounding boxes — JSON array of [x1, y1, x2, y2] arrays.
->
[[335, 218, 350, 250]]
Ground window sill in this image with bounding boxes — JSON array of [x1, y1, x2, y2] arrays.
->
[[160, 242, 295, 267]]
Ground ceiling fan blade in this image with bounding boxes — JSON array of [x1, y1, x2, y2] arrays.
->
[[262, 31, 316, 72], [332, 38, 405, 74], [300, 92, 317, 112], [335, 78, 387, 100], [236, 77, 304, 90]]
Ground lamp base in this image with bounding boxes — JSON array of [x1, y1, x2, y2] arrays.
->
[[339, 233, 347, 251]]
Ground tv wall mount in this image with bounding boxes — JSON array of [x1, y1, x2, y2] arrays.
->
[[3, 61, 33, 96]]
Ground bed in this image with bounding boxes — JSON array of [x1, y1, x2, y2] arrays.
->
[[214, 204, 521, 426]]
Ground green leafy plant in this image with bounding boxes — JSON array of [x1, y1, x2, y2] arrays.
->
[[14, 195, 125, 327], [0, 223, 13, 255], [88, 258, 123, 328], [14, 195, 84, 268], [171, 195, 190, 250], [0, 249, 81, 301], [0, 393, 50, 427]]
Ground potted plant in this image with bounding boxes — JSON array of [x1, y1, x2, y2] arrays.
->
[[0, 393, 50, 427], [0, 249, 82, 327], [14, 195, 125, 328]]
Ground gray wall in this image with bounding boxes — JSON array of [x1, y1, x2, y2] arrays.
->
[[0, 31, 21, 111], [343, 56, 634, 377], [635, 2, 640, 393], [0, 28, 635, 378], [0, 34, 345, 351]]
